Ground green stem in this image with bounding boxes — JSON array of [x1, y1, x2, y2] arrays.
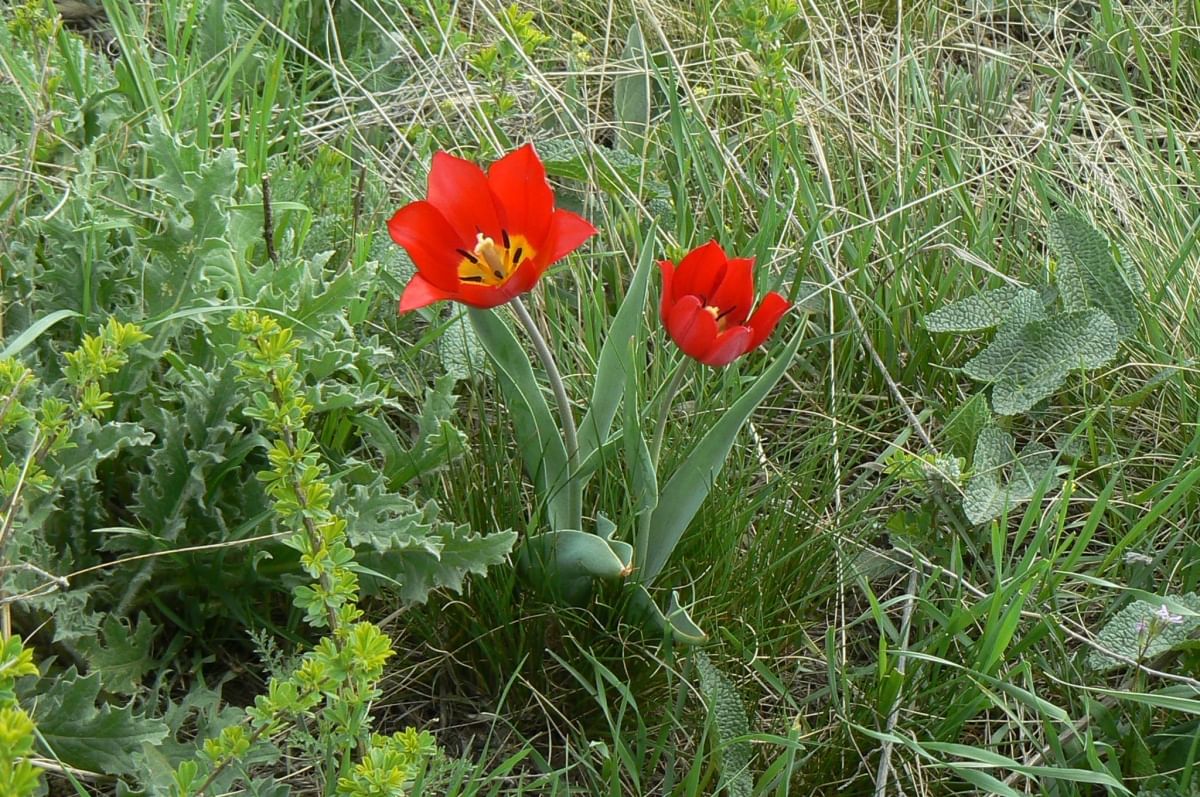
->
[[650, 358, 692, 470], [511, 296, 579, 468]]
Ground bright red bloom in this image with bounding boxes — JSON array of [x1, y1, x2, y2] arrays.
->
[[389, 144, 597, 312], [658, 240, 790, 367]]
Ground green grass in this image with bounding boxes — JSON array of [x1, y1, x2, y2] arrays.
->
[[4, 0, 1200, 794]]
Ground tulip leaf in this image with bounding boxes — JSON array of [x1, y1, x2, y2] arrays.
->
[[613, 20, 651, 150], [624, 337, 658, 518], [625, 585, 707, 643], [469, 308, 574, 530], [641, 327, 802, 583], [517, 522, 632, 606], [576, 242, 655, 474]]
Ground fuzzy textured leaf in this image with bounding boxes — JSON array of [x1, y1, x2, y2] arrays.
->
[[77, 614, 157, 695], [1086, 594, 1200, 672], [963, 428, 1057, 524], [695, 651, 753, 797], [962, 309, 1119, 414], [1048, 211, 1140, 338], [923, 286, 1037, 333]]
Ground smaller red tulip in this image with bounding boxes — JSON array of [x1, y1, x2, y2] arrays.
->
[[658, 241, 790, 367], [389, 144, 597, 312]]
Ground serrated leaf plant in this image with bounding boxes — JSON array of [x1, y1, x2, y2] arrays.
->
[[173, 311, 447, 797], [388, 145, 801, 642]]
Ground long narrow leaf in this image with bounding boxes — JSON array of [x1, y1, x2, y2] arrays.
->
[[469, 308, 573, 530], [641, 327, 802, 583], [576, 242, 655, 468], [1, 310, 81, 359]]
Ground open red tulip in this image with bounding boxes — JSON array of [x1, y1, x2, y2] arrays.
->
[[389, 144, 597, 312], [658, 240, 790, 367]]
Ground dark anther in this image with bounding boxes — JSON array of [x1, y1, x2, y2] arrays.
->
[[716, 305, 737, 321], [494, 269, 505, 279], [502, 229, 511, 249], [461, 275, 484, 283], [512, 247, 523, 265], [456, 248, 479, 263]]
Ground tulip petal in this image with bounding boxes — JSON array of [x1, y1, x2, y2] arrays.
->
[[708, 257, 756, 326], [541, 209, 597, 266], [674, 240, 728, 302], [388, 201, 462, 291], [666, 296, 718, 362], [428, 151, 502, 243], [657, 260, 676, 325], [496, 256, 549, 302], [487, 143, 554, 245], [746, 292, 791, 350], [398, 273, 454, 312], [451, 282, 517, 309], [703, 326, 753, 366]]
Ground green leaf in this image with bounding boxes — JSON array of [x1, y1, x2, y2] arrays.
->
[[923, 286, 1037, 333], [0, 310, 81, 359], [517, 524, 633, 605], [32, 668, 168, 775], [140, 119, 245, 317], [576, 242, 655, 471], [537, 140, 647, 197], [613, 21, 651, 150], [1086, 593, 1200, 672], [345, 486, 515, 604], [362, 374, 469, 488], [625, 585, 707, 643], [1048, 211, 1140, 338], [439, 310, 484, 382], [77, 614, 157, 695], [962, 428, 1058, 524], [962, 309, 1119, 415], [469, 308, 573, 530], [624, 340, 658, 517], [941, 393, 992, 463], [694, 651, 753, 796], [641, 329, 801, 583]]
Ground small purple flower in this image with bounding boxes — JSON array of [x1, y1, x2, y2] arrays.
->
[[1135, 619, 1150, 635], [1154, 604, 1184, 625]]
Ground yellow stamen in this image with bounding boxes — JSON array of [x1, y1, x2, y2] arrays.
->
[[456, 230, 537, 286], [704, 305, 721, 319]]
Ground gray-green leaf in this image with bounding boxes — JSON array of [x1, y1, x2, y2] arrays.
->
[[923, 286, 1038, 333], [695, 651, 753, 797], [1086, 594, 1200, 673], [1048, 211, 1140, 338]]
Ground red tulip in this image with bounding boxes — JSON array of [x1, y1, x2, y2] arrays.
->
[[658, 241, 790, 366], [389, 144, 597, 312]]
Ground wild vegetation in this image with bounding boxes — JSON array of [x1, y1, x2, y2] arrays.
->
[[2, 0, 1200, 794]]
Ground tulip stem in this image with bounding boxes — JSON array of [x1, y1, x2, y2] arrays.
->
[[650, 359, 692, 470], [511, 296, 579, 469]]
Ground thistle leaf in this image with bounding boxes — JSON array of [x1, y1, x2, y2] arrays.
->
[[31, 668, 168, 776]]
